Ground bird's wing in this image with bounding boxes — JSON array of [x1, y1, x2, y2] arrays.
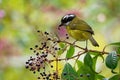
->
[[69, 19, 94, 34]]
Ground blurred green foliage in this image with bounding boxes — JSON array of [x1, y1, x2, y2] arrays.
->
[[0, 0, 120, 80]]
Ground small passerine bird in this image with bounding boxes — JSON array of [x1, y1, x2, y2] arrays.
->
[[59, 14, 99, 48]]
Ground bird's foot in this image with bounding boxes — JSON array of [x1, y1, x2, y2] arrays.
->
[[85, 47, 88, 52]]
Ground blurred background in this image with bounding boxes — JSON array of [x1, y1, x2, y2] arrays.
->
[[0, 0, 120, 80]]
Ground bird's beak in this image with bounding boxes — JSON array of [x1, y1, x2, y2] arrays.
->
[[59, 23, 63, 27], [58, 23, 63, 30]]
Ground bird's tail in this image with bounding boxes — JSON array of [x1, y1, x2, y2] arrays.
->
[[89, 36, 99, 47]]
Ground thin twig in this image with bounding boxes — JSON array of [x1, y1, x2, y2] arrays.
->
[[59, 40, 120, 56]]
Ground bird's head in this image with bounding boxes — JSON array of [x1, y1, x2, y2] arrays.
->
[[59, 14, 76, 27]]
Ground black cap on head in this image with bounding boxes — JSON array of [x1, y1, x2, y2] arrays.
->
[[59, 14, 76, 27]]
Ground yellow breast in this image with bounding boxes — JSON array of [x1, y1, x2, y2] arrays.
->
[[66, 26, 92, 41]]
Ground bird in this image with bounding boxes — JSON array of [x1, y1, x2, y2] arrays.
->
[[58, 14, 99, 49]]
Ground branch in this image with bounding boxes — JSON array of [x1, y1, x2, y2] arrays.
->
[[61, 40, 120, 55]]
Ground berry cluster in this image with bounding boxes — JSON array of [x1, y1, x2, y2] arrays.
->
[[25, 30, 69, 80], [25, 30, 93, 80]]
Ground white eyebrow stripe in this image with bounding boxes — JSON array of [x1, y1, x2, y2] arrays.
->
[[69, 14, 74, 17], [63, 15, 69, 19], [62, 14, 75, 21]]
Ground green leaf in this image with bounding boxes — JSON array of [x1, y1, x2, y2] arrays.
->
[[95, 74, 105, 80], [89, 51, 104, 62], [66, 45, 75, 58], [77, 60, 83, 69], [58, 42, 65, 55], [105, 51, 119, 73], [92, 55, 99, 70], [109, 74, 120, 80], [109, 42, 120, 46], [59, 42, 65, 48], [84, 53, 98, 74], [98, 54, 104, 62], [84, 53, 93, 68], [77, 64, 95, 80], [61, 63, 78, 80], [116, 47, 120, 54], [57, 49, 64, 55]]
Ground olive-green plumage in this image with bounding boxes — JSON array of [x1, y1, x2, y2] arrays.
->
[[59, 14, 99, 47]]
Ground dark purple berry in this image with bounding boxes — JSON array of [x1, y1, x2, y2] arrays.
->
[[51, 65, 53, 68], [86, 74, 90, 77], [25, 65, 29, 69], [80, 74, 83, 77], [63, 72, 67, 75], [30, 48, 33, 50], [37, 30, 40, 32], [35, 45, 38, 48]]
